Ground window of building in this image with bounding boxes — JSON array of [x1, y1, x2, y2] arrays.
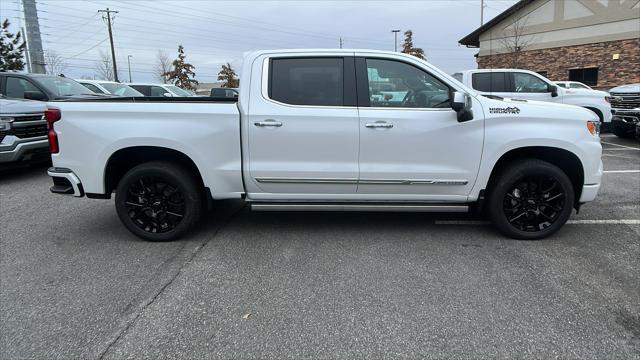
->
[[471, 72, 509, 92], [269, 57, 344, 106], [568, 68, 598, 87], [536, 71, 548, 78]]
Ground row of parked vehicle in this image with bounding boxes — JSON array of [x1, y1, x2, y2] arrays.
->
[[0, 72, 238, 169]]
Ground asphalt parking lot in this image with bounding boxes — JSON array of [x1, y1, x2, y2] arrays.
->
[[1, 134, 638, 359]]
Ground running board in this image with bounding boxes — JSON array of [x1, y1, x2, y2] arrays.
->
[[250, 203, 469, 212]]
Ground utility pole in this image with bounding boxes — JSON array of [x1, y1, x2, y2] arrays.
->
[[127, 55, 132, 82], [480, 0, 485, 26], [339, 37, 343, 49], [98, 8, 119, 82], [391, 29, 401, 52], [22, 0, 46, 73]]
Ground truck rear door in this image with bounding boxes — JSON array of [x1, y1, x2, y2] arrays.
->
[[245, 54, 359, 198]]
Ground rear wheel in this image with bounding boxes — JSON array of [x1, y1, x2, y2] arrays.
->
[[115, 161, 203, 241], [487, 159, 574, 240]]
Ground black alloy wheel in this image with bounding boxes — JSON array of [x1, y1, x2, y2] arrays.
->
[[115, 161, 203, 241], [488, 159, 574, 240]]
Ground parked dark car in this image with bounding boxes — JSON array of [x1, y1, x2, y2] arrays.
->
[[0, 72, 111, 101]]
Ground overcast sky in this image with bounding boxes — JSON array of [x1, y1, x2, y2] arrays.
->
[[1, 0, 518, 83]]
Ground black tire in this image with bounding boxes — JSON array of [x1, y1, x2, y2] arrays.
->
[[612, 122, 634, 138], [115, 161, 203, 241], [487, 159, 574, 240]]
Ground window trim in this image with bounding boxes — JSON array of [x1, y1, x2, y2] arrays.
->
[[263, 56, 356, 109], [356, 56, 454, 111]]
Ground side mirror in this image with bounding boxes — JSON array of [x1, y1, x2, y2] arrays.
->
[[549, 85, 558, 97], [23, 91, 47, 101], [451, 91, 474, 122]]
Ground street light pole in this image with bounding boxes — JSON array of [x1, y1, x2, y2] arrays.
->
[[127, 55, 132, 82], [391, 29, 401, 52]]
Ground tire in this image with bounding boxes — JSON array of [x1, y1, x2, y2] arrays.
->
[[487, 159, 574, 240], [612, 122, 634, 138], [115, 161, 204, 241]]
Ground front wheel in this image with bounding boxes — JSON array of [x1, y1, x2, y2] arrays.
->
[[487, 159, 574, 240], [115, 161, 204, 241]]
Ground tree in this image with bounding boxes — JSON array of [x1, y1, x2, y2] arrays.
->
[[217, 62, 239, 88], [401, 30, 425, 60], [498, 15, 534, 68], [95, 50, 116, 81], [0, 19, 26, 71], [155, 49, 172, 83], [44, 50, 68, 75], [163, 45, 198, 91]]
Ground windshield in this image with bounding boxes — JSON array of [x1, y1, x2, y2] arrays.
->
[[100, 83, 143, 96], [38, 77, 94, 97], [166, 85, 192, 96]]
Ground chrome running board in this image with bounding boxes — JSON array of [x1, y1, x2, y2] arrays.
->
[[250, 203, 469, 212]]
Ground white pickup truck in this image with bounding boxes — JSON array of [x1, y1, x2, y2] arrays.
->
[[46, 49, 603, 241], [452, 69, 612, 125]]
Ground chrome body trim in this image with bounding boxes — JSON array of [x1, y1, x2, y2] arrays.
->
[[254, 177, 468, 185]]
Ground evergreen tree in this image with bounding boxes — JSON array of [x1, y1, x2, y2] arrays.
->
[[163, 45, 198, 91], [401, 30, 426, 60], [0, 19, 26, 71], [217, 62, 239, 88]]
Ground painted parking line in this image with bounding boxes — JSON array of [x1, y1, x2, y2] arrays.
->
[[434, 219, 640, 225], [603, 170, 640, 173], [601, 141, 640, 150], [602, 148, 640, 151]]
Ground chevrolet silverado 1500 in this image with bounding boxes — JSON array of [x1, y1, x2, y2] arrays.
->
[[46, 49, 603, 241]]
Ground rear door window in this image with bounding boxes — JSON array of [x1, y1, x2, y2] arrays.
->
[[130, 85, 151, 96], [471, 72, 509, 92], [269, 57, 345, 106]]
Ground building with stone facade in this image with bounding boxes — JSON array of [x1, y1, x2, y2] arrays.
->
[[459, 0, 640, 90]]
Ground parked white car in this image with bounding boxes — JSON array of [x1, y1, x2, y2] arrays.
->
[[452, 69, 612, 124], [75, 80, 143, 97], [555, 81, 593, 90], [46, 49, 602, 241], [128, 83, 195, 97]]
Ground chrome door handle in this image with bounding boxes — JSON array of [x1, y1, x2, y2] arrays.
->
[[254, 120, 283, 127], [365, 122, 393, 129]]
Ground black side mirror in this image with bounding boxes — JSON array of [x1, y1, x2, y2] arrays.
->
[[23, 91, 47, 101], [549, 85, 558, 97], [452, 91, 474, 122]]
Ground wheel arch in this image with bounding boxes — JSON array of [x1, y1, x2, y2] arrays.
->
[[484, 146, 584, 209], [103, 146, 206, 197]]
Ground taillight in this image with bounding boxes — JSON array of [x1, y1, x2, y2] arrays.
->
[[45, 107, 61, 153]]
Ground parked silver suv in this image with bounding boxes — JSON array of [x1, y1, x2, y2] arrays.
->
[[0, 96, 49, 167]]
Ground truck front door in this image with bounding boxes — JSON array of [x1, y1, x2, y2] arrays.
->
[[356, 56, 483, 201]]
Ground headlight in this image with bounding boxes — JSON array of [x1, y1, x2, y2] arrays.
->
[[0, 117, 14, 131], [587, 121, 600, 136]]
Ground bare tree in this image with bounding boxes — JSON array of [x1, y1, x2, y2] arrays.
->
[[44, 50, 68, 75], [498, 15, 534, 68], [155, 50, 172, 84], [95, 50, 115, 81]]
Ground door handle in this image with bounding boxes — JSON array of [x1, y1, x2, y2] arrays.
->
[[365, 122, 393, 129], [254, 120, 283, 127]]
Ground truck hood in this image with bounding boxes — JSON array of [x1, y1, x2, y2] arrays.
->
[[562, 88, 609, 97], [0, 98, 47, 114], [609, 83, 640, 93]]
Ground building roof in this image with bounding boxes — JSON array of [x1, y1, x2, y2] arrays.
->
[[458, 0, 534, 47]]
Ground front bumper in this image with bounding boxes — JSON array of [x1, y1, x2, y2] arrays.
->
[[579, 159, 603, 203], [611, 111, 639, 135], [0, 135, 49, 163], [47, 167, 84, 197]]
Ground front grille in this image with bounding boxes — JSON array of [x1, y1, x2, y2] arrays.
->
[[12, 124, 48, 138], [610, 92, 640, 110]]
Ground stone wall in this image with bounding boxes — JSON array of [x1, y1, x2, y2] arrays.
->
[[476, 38, 640, 91]]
